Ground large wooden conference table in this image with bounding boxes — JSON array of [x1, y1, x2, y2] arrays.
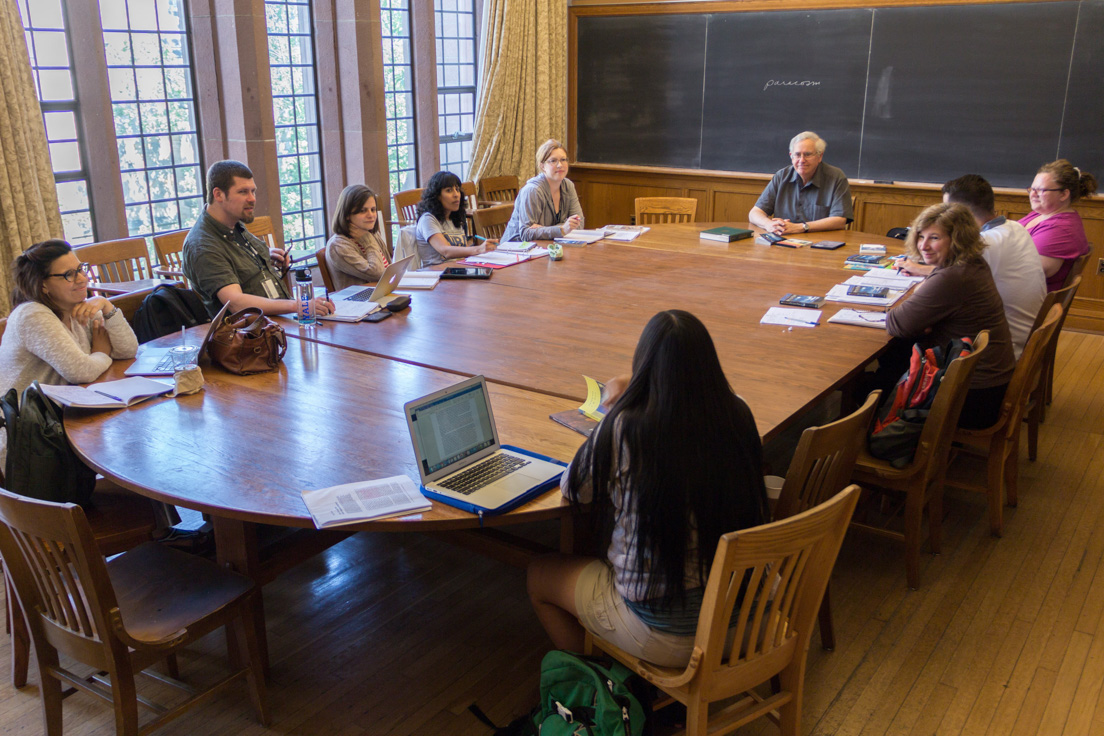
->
[[288, 223, 902, 442], [65, 222, 901, 660]]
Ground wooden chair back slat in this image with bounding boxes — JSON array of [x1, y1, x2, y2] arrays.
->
[[774, 390, 881, 520], [315, 247, 336, 293], [393, 189, 423, 225], [471, 203, 514, 240], [1063, 252, 1090, 288], [151, 229, 189, 284], [244, 215, 277, 249], [478, 175, 519, 204], [635, 197, 698, 225], [74, 237, 155, 283]]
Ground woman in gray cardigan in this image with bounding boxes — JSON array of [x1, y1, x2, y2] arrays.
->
[[500, 139, 585, 242]]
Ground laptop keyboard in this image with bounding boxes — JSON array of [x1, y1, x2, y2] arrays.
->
[[346, 287, 375, 302], [438, 454, 530, 495], [155, 354, 174, 371]]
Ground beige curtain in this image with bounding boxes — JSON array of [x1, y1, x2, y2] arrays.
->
[[468, 0, 566, 185], [0, 0, 62, 316]]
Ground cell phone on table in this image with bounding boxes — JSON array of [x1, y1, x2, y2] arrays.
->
[[363, 310, 391, 322], [779, 294, 825, 308], [441, 266, 492, 279], [846, 285, 890, 298]]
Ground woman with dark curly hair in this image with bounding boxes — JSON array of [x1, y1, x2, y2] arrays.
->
[[414, 170, 497, 267]]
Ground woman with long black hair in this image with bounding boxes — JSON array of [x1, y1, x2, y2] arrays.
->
[[527, 310, 768, 667], [414, 170, 496, 267]]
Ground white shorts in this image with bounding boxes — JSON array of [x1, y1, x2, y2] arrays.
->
[[573, 559, 697, 669]]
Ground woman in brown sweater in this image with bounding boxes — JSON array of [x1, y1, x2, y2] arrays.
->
[[879, 203, 1016, 429]]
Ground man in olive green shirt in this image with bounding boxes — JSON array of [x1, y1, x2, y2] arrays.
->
[[183, 160, 334, 319]]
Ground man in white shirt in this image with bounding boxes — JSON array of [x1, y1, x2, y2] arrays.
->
[[901, 174, 1045, 357]]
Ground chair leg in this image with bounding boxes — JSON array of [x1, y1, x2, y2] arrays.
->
[[7, 574, 29, 688], [39, 650, 63, 736], [986, 438, 1005, 537], [905, 485, 925, 590], [1027, 403, 1040, 462], [685, 697, 708, 736], [111, 662, 140, 736], [165, 653, 180, 680], [1045, 355, 1055, 406], [1006, 435, 1019, 508], [818, 584, 835, 651]]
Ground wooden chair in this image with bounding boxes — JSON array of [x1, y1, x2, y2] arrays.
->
[[314, 246, 336, 293], [478, 174, 519, 204], [470, 203, 514, 240], [0, 488, 268, 734], [392, 188, 423, 226], [74, 238, 155, 284], [773, 389, 880, 650], [1026, 277, 1081, 460], [244, 215, 277, 249], [461, 180, 481, 210], [1062, 251, 1090, 289], [634, 197, 698, 225], [586, 485, 860, 736], [151, 229, 188, 286], [851, 331, 989, 589], [946, 305, 1061, 536]]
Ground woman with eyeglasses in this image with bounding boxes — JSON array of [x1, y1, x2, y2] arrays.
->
[[1019, 159, 1097, 291], [500, 139, 584, 243], [0, 239, 138, 401]]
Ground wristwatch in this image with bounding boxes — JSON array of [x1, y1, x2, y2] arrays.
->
[[802, 222, 809, 233], [102, 307, 119, 320]]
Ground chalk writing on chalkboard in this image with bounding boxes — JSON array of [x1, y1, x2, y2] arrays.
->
[[763, 79, 823, 92]]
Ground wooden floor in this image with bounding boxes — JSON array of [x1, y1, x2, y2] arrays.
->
[[2, 330, 1103, 735]]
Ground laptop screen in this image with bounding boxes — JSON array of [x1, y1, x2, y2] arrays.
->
[[408, 381, 496, 475]]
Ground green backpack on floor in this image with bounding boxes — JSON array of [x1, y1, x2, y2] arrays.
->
[[470, 650, 650, 736]]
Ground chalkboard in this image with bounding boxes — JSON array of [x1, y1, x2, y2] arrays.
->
[[574, 1, 1104, 187]]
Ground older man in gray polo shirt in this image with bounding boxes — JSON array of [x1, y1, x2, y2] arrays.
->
[[183, 160, 334, 319], [748, 131, 853, 236]]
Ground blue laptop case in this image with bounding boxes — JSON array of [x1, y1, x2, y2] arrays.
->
[[419, 445, 567, 519]]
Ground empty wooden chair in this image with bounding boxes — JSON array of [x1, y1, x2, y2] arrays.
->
[[1026, 277, 1081, 459], [0, 488, 269, 734], [461, 180, 481, 210], [392, 188, 423, 226], [634, 197, 698, 225], [586, 485, 860, 736], [851, 332, 988, 589], [478, 174, 520, 204], [151, 229, 188, 285], [773, 390, 880, 650], [314, 246, 336, 293], [74, 237, 155, 284], [947, 305, 1061, 536], [470, 203, 514, 240]]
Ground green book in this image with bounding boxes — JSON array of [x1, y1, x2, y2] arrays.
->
[[699, 226, 754, 242]]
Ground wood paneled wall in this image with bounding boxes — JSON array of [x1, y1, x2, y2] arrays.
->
[[570, 163, 1104, 332]]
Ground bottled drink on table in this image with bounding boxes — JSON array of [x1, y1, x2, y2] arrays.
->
[[294, 267, 316, 326]]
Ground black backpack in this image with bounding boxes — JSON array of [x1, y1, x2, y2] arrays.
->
[[132, 285, 210, 343], [0, 383, 95, 506]]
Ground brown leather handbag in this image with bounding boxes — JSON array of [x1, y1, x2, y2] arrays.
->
[[206, 307, 287, 375]]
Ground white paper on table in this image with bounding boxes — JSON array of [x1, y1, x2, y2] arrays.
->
[[301, 475, 431, 528], [828, 309, 889, 328], [825, 284, 905, 308], [844, 272, 924, 289], [760, 307, 822, 328], [603, 230, 643, 242]]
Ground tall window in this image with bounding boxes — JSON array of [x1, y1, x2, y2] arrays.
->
[[435, 0, 477, 180], [381, 0, 417, 232], [17, 0, 94, 244], [265, 0, 325, 254], [100, 0, 203, 237]]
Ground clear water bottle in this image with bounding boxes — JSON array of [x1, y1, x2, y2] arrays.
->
[[294, 268, 316, 325]]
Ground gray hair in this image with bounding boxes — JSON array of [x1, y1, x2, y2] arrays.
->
[[789, 131, 826, 155]]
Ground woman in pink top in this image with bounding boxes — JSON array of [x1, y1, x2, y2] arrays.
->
[[1019, 159, 1097, 291]]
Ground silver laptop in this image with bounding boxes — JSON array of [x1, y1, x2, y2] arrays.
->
[[324, 255, 415, 322], [125, 302, 229, 376], [404, 375, 565, 514]]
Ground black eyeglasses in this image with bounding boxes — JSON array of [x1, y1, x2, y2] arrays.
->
[[45, 263, 92, 283]]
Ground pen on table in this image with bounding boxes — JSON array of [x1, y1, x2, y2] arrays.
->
[[93, 390, 124, 402]]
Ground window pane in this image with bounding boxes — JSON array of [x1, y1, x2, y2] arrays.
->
[[104, 0, 203, 237], [382, 0, 418, 242], [19, 0, 95, 242], [266, 0, 326, 254], [435, 0, 476, 180]]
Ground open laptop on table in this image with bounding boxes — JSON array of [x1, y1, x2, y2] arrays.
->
[[404, 375, 567, 516], [323, 255, 415, 322], [125, 302, 229, 376]]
